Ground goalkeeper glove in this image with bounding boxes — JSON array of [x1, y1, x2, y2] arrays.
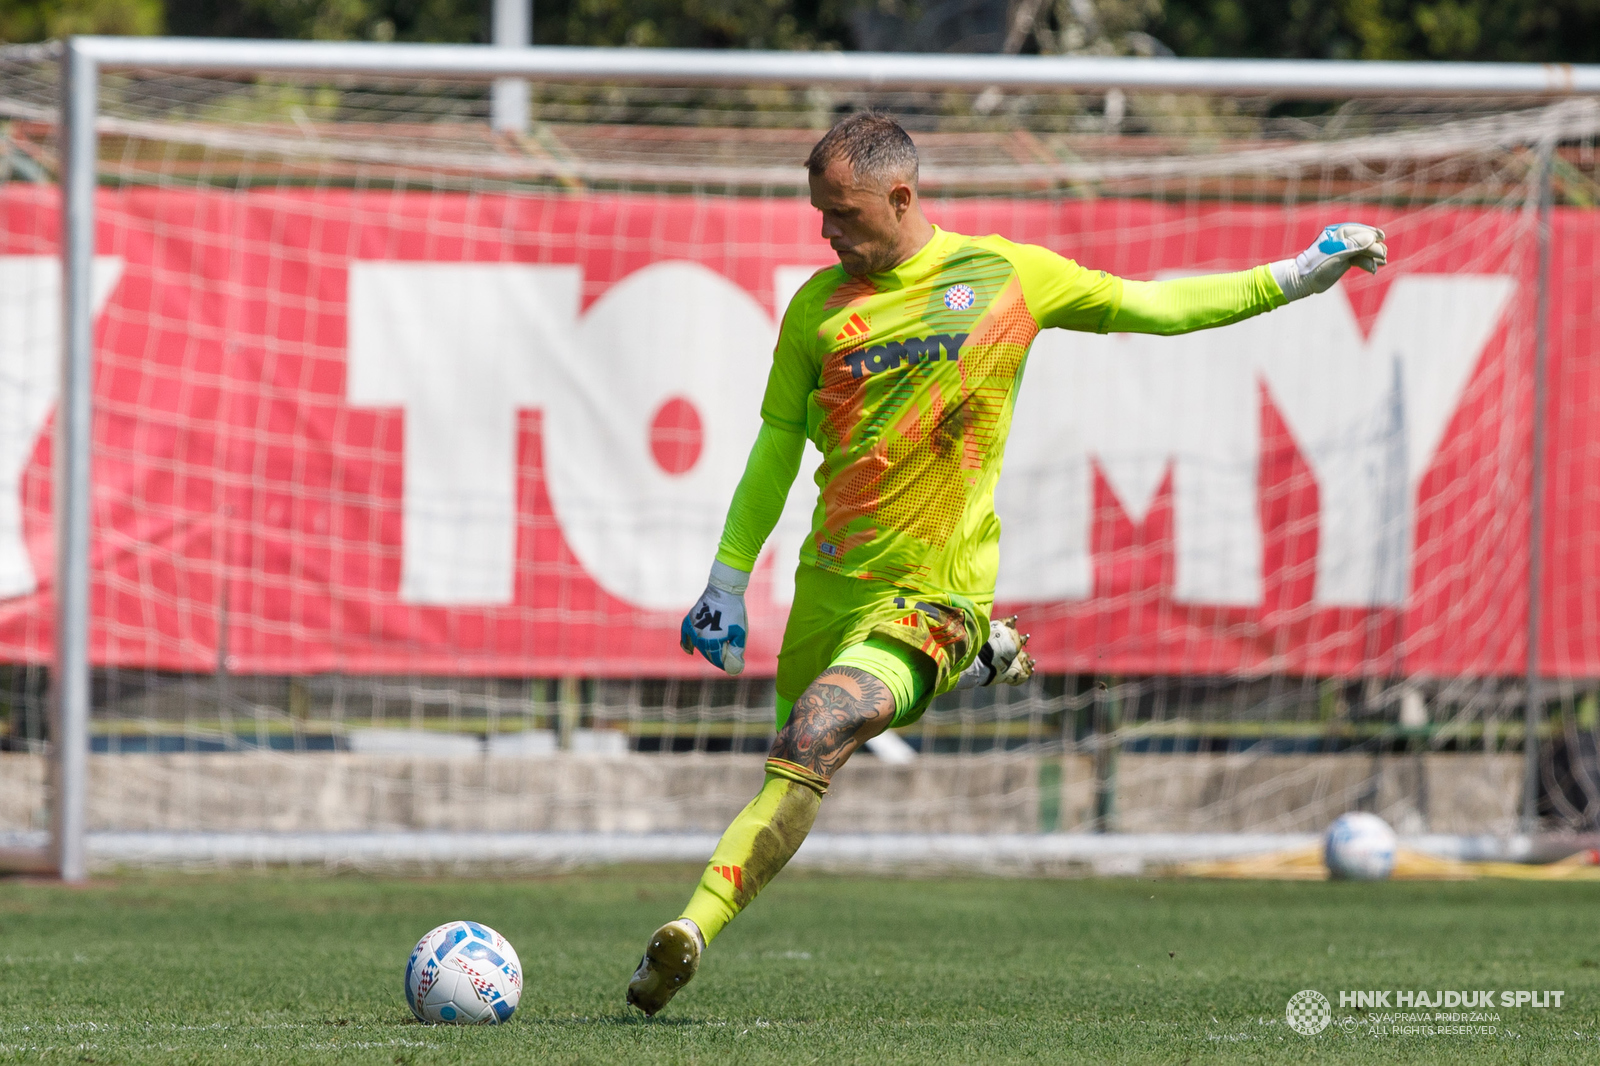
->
[[956, 616, 1035, 690], [1271, 223, 1388, 302], [680, 560, 749, 676]]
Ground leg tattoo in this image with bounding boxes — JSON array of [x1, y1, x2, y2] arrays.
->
[[671, 666, 891, 956], [642, 665, 901, 1011], [769, 666, 896, 779]]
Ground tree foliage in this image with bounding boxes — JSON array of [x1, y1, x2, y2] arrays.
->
[[1153, 0, 1600, 63], [557, 0, 849, 48], [0, 0, 161, 41], [5, 0, 1600, 64], [161, 0, 486, 42]]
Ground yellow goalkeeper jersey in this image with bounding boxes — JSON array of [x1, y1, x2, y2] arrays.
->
[[760, 226, 1123, 599]]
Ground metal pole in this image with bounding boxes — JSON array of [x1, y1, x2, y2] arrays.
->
[[1093, 679, 1120, 832], [1523, 139, 1555, 832], [52, 39, 97, 883], [67, 36, 1600, 98], [490, 0, 530, 133]]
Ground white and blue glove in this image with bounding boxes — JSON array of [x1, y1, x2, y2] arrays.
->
[[680, 560, 749, 675], [1271, 223, 1388, 302]]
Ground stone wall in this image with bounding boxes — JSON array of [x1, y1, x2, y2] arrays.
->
[[0, 754, 45, 830], [1112, 753, 1523, 835], [0, 751, 1522, 835], [0, 752, 1059, 835]]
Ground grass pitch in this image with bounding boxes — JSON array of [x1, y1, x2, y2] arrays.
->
[[0, 869, 1597, 1064]]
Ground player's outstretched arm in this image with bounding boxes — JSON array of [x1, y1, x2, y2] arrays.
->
[[680, 421, 807, 675], [1109, 223, 1388, 336]]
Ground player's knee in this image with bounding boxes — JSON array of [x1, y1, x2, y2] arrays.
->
[[771, 666, 896, 775], [795, 667, 896, 732]]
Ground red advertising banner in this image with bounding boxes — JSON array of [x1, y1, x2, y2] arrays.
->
[[0, 185, 1575, 678]]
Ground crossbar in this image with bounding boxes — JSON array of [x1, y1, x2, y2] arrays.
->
[[65, 36, 1600, 98]]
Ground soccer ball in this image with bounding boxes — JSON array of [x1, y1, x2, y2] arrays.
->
[[1324, 812, 1398, 881], [404, 921, 523, 1024]]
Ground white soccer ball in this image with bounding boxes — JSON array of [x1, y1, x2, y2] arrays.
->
[[405, 921, 523, 1024], [1324, 812, 1398, 881]]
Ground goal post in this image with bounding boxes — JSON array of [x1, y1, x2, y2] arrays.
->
[[53, 37, 99, 883], [12, 36, 1600, 879]]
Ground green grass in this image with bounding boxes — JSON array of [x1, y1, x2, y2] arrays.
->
[[1, 869, 1598, 1064]]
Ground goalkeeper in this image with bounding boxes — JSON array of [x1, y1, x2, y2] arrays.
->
[[627, 112, 1387, 1015]]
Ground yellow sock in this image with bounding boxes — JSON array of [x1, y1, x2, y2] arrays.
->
[[679, 759, 828, 945]]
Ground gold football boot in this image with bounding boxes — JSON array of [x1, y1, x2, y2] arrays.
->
[[626, 918, 704, 1016]]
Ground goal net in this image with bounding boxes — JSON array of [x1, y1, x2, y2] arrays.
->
[[4, 41, 1599, 871]]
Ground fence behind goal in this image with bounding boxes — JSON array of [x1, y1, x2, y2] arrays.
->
[[5, 40, 1600, 870]]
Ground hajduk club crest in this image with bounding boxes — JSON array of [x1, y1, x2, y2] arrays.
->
[[943, 284, 975, 311]]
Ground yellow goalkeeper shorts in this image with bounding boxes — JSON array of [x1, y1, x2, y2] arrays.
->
[[773, 564, 989, 729]]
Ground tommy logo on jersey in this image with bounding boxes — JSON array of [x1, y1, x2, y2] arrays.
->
[[834, 312, 870, 341], [841, 332, 968, 379]]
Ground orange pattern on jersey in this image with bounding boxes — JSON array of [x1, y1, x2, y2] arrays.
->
[[804, 245, 1042, 582], [873, 277, 1038, 549], [892, 395, 925, 444], [816, 337, 870, 451], [814, 443, 887, 557], [822, 275, 877, 312]]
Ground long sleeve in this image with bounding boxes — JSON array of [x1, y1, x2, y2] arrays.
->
[[714, 420, 808, 571], [1107, 265, 1287, 335]]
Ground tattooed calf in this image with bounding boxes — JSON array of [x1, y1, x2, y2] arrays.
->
[[770, 667, 896, 779]]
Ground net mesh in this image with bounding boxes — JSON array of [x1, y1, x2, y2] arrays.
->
[[5, 42, 1600, 861]]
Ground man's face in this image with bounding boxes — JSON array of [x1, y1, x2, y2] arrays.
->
[[808, 157, 913, 277]]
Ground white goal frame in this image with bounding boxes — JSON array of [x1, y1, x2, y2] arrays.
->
[[30, 36, 1600, 880]]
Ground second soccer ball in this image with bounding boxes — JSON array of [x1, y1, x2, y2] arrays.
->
[[1324, 812, 1398, 881]]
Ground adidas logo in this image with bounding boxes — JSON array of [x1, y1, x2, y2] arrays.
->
[[712, 863, 744, 890], [834, 312, 869, 341]]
